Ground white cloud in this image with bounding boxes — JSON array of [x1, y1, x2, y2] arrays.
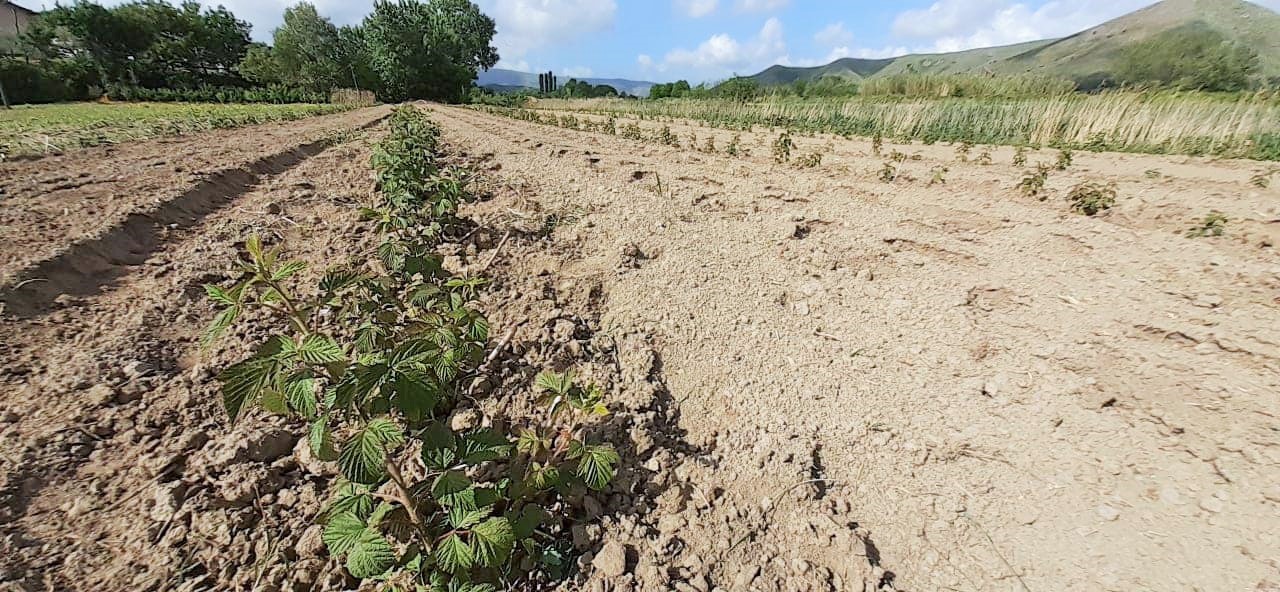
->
[[814, 22, 853, 47], [734, 0, 789, 13], [663, 17, 787, 73], [561, 66, 594, 77], [475, 0, 617, 63], [674, 0, 717, 18], [637, 54, 654, 69]]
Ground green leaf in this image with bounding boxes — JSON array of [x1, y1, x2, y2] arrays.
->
[[460, 429, 512, 463], [322, 511, 366, 556], [534, 370, 573, 397], [339, 418, 405, 485], [217, 341, 283, 422], [204, 284, 236, 305], [471, 517, 515, 568], [392, 372, 441, 422], [245, 234, 264, 263], [284, 372, 318, 418], [573, 443, 620, 491], [284, 334, 345, 365], [319, 268, 366, 295], [431, 470, 472, 507], [309, 416, 338, 461], [510, 504, 548, 540], [421, 422, 458, 470], [434, 533, 474, 573], [271, 260, 307, 281], [260, 388, 289, 415], [347, 530, 396, 578], [448, 505, 491, 530], [201, 305, 239, 347]]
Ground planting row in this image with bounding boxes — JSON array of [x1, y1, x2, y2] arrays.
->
[[203, 106, 618, 590]]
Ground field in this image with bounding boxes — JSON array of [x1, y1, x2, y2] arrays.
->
[[1, 101, 1279, 592], [534, 93, 1280, 160], [0, 102, 352, 160]]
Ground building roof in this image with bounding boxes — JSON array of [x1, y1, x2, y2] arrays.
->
[[3, 0, 40, 16]]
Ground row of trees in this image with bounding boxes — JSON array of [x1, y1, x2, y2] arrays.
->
[[4, 0, 499, 104]]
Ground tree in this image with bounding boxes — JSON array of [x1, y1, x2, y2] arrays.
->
[[1116, 25, 1258, 92], [271, 3, 345, 91], [363, 0, 498, 102]]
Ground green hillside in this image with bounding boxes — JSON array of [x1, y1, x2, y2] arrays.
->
[[746, 0, 1280, 88]]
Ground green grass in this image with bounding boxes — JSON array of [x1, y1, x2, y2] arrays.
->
[[0, 101, 352, 159], [537, 92, 1280, 161]]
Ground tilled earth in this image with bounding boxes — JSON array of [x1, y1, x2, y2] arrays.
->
[[0, 103, 1278, 592]]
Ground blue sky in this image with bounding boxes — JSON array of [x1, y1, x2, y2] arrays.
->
[[91, 0, 1280, 83]]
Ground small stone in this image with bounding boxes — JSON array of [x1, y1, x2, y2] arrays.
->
[[1198, 496, 1224, 513], [246, 428, 296, 463], [1096, 504, 1120, 522], [450, 409, 480, 431], [855, 269, 874, 281], [760, 497, 773, 512], [295, 525, 325, 557], [84, 384, 115, 407], [593, 541, 628, 577], [151, 483, 184, 522]]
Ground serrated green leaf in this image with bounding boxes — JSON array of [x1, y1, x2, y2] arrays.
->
[[271, 260, 307, 282], [447, 505, 491, 530], [320, 268, 366, 295], [260, 388, 289, 415], [421, 422, 458, 470], [434, 533, 474, 573], [471, 517, 515, 567], [460, 429, 512, 463], [309, 416, 338, 461], [573, 443, 619, 491], [432, 470, 472, 507], [347, 530, 396, 578], [284, 372, 318, 418], [322, 511, 365, 556], [339, 418, 404, 485], [204, 284, 236, 305], [534, 370, 573, 397], [284, 334, 345, 365], [202, 305, 239, 347], [510, 504, 547, 540], [392, 371, 440, 422], [333, 363, 388, 408], [217, 340, 283, 422]]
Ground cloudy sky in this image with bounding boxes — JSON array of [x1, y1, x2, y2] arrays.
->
[[84, 0, 1280, 82]]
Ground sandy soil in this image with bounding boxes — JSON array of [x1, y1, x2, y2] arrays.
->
[[0, 102, 1276, 592]]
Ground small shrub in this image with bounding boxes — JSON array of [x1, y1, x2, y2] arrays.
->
[[1186, 211, 1228, 237], [796, 151, 822, 168], [1055, 149, 1074, 171], [726, 134, 742, 156], [1066, 181, 1117, 215], [1019, 164, 1051, 199], [702, 136, 717, 153], [955, 140, 973, 162], [620, 123, 643, 140], [871, 133, 883, 156], [976, 150, 992, 165], [878, 162, 898, 183], [657, 125, 679, 147], [772, 131, 794, 163], [889, 150, 907, 163], [1012, 146, 1027, 167], [928, 165, 948, 186]]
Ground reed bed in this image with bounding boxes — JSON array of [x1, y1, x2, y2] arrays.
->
[[536, 93, 1280, 160]]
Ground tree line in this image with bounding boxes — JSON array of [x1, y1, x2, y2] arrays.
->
[[1, 0, 498, 104]]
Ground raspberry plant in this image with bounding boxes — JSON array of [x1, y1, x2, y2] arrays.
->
[[204, 107, 617, 590]]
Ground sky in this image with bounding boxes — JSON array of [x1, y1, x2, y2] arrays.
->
[[84, 0, 1280, 83]]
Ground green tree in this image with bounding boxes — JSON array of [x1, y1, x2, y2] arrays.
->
[[363, 0, 498, 102], [271, 3, 346, 91], [1117, 25, 1258, 91]]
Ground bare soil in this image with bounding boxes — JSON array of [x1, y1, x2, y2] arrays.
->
[[0, 103, 1277, 592]]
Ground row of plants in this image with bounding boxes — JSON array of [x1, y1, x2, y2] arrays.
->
[[203, 106, 618, 589], [530, 93, 1280, 161]]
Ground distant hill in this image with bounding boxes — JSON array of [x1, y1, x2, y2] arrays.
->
[[747, 0, 1280, 88], [477, 68, 656, 97]]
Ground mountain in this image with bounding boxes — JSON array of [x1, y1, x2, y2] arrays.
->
[[476, 68, 657, 97], [747, 0, 1280, 88]]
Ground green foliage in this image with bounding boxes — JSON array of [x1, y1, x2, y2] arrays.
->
[[1066, 181, 1118, 216], [620, 122, 644, 141], [975, 150, 993, 166], [772, 131, 794, 163], [1186, 211, 1228, 238], [928, 165, 948, 186], [955, 140, 972, 162], [203, 107, 617, 588], [795, 151, 822, 168], [1116, 25, 1259, 92], [878, 162, 898, 183], [1054, 149, 1074, 171], [656, 125, 679, 147], [857, 73, 1077, 99], [1019, 164, 1051, 199], [649, 80, 693, 99], [362, 0, 498, 102], [1012, 146, 1028, 167], [871, 133, 883, 156], [726, 134, 742, 156]]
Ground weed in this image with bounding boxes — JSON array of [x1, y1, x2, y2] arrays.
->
[[772, 131, 794, 163], [955, 140, 973, 162], [604, 117, 617, 135], [657, 125, 679, 147], [1186, 211, 1228, 237], [1012, 146, 1027, 167], [702, 136, 717, 153], [878, 162, 898, 183], [1066, 181, 1117, 215], [1251, 168, 1277, 188], [889, 150, 907, 163], [726, 134, 742, 156], [1019, 164, 1051, 199], [871, 133, 883, 156], [928, 165, 949, 186], [976, 150, 993, 165], [1144, 169, 1163, 179], [620, 122, 643, 141], [1055, 148, 1074, 171], [796, 151, 823, 168]]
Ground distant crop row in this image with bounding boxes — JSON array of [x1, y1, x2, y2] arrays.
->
[[533, 93, 1280, 161], [0, 102, 351, 160]]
